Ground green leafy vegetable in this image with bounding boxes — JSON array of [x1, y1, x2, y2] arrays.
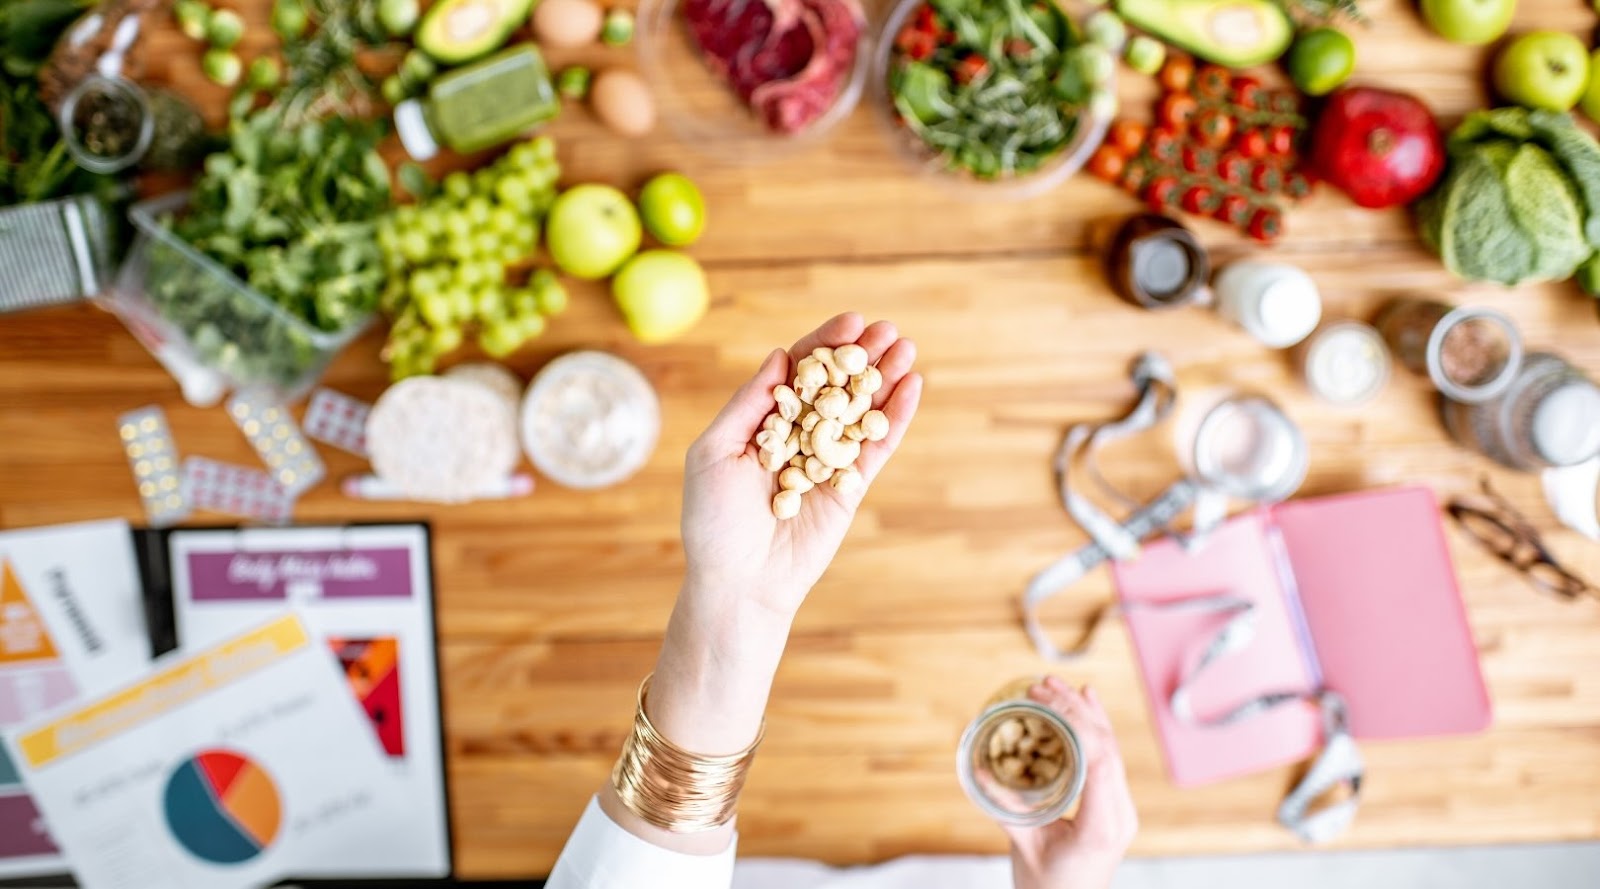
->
[[1417, 107, 1600, 296]]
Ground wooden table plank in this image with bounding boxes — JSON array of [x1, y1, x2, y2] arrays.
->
[[6, 0, 1600, 878]]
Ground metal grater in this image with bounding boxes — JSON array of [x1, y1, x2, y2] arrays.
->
[[0, 194, 112, 314]]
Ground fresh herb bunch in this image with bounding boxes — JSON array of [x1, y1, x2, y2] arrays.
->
[[0, 0, 114, 204], [1275, 0, 1365, 25], [268, 0, 389, 127], [888, 0, 1104, 179]]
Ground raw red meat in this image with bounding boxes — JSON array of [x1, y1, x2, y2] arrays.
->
[[682, 0, 862, 134]]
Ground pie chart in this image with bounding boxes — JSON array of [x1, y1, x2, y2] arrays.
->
[[162, 750, 281, 865]]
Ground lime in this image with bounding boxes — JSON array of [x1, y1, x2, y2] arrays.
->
[[638, 173, 707, 248], [1288, 28, 1356, 97]]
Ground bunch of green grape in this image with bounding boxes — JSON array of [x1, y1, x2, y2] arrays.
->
[[378, 137, 569, 379]]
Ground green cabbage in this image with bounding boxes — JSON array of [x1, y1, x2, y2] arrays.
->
[[1417, 108, 1600, 295]]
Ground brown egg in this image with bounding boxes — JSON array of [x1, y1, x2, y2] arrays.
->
[[532, 0, 604, 48], [590, 69, 656, 137]]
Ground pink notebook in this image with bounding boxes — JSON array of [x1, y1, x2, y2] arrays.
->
[[1110, 486, 1492, 787]]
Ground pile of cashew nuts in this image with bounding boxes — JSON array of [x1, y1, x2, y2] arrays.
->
[[753, 343, 891, 520]]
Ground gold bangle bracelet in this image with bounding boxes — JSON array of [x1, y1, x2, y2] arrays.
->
[[610, 674, 765, 833]]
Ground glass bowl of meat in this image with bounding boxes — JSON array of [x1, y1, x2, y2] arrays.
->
[[637, 0, 872, 159], [874, 0, 1115, 200]]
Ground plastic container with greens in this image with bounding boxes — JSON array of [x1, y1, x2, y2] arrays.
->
[[876, 0, 1114, 200], [107, 193, 373, 406]]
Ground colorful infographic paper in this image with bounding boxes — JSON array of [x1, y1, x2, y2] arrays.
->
[[169, 525, 449, 878], [4, 615, 394, 889], [0, 520, 151, 879]]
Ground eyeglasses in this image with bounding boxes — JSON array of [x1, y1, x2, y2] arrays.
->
[[1447, 479, 1597, 602]]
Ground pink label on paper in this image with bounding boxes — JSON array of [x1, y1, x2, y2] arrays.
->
[[186, 548, 414, 601], [0, 667, 76, 726], [0, 791, 57, 858]]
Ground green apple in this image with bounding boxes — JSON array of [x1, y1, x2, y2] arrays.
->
[[1582, 49, 1600, 123], [546, 184, 642, 280], [1494, 31, 1591, 112], [612, 250, 709, 343], [638, 173, 707, 248], [1419, 0, 1514, 46]]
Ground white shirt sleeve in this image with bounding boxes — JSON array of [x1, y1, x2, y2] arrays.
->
[[546, 796, 738, 889]]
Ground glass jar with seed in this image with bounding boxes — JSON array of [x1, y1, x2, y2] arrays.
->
[[957, 676, 1086, 827]]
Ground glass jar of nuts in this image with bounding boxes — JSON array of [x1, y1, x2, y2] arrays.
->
[[956, 677, 1086, 828]]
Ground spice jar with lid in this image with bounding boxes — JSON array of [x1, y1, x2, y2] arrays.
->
[[1106, 214, 1210, 311], [1375, 298, 1523, 404], [1442, 352, 1600, 472], [957, 677, 1086, 828]]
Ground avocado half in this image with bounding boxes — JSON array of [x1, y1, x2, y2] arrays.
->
[[1113, 0, 1293, 68], [417, 0, 535, 65]]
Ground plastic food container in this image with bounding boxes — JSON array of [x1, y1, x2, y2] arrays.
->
[[520, 351, 661, 489], [873, 0, 1113, 201], [958, 676, 1086, 827], [105, 194, 372, 407], [636, 0, 871, 163]]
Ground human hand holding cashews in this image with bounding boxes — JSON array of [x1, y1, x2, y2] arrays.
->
[[680, 314, 922, 619]]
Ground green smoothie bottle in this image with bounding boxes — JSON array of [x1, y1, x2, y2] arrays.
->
[[394, 44, 559, 160]]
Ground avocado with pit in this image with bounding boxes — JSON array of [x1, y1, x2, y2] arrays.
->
[[417, 0, 534, 65], [1113, 0, 1293, 68]]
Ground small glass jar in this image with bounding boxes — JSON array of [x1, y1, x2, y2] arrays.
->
[[957, 677, 1086, 828], [1212, 262, 1322, 349], [519, 351, 661, 489], [59, 74, 153, 174], [1375, 298, 1522, 404], [395, 44, 558, 160], [1442, 352, 1600, 472], [1295, 321, 1391, 406], [1106, 214, 1210, 311]]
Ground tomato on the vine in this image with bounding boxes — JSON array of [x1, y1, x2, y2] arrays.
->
[[1194, 64, 1231, 100], [1215, 193, 1252, 226], [1192, 108, 1235, 147], [1181, 144, 1216, 174], [1159, 54, 1195, 92], [1268, 124, 1297, 156], [1230, 76, 1263, 110], [1120, 159, 1152, 194], [1247, 207, 1284, 242], [1285, 171, 1313, 199], [1236, 128, 1270, 160], [1180, 185, 1219, 215], [1108, 119, 1147, 156], [1158, 93, 1199, 130], [1250, 162, 1284, 193], [1144, 175, 1182, 212], [1088, 146, 1127, 182], [1216, 152, 1249, 186], [1147, 127, 1182, 164]]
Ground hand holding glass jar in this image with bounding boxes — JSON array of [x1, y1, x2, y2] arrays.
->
[[967, 676, 1139, 889]]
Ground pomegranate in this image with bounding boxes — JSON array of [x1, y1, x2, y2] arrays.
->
[[1310, 87, 1445, 210]]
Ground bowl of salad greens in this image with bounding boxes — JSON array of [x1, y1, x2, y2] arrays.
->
[[876, 0, 1114, 200]]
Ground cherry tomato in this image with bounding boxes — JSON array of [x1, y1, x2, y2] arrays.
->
[[1268, 124, 1297, 156], [913, 4, 938, 32], [1119, 158, 1152, 194], [1284, 171, 1313, 199], [1005, 37, 1033, 56], [1181, 144, 1216, 174], [1192, 108, 1235, 147], [1159, 54, 1195, 92], [896, 27, 935, 60], [1108, 119, 1148, 156], [1147, 127, 1182, 164], [1247, 206, 1284, 242], [1250, 161, 1284, 194], [955, 54, 990, 84], [1194, 64, 1231, 100], [1181, 185, 1220, 215], [1088, 145, 1127, 182], [1215, 193, 1252, 226], [1215, 152, 1249, 186], [1158, 93, 1199, 130], [1230, 76, 1263, 110], [1236, 128, 1270, 160], [1144, 175, 1182, 212]]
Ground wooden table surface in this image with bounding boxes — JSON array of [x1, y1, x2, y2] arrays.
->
[[5, 0, 1600, 878]]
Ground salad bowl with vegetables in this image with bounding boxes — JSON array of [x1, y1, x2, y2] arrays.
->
[[876, 0, 1114, 199]]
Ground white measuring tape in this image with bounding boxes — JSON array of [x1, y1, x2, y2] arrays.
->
[[1023, 353, 1362, 843]]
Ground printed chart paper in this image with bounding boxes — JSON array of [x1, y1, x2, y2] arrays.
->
[[0, 520, 151, 879], [170, 525, 449, 878], [5, 615, 394, 889]]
